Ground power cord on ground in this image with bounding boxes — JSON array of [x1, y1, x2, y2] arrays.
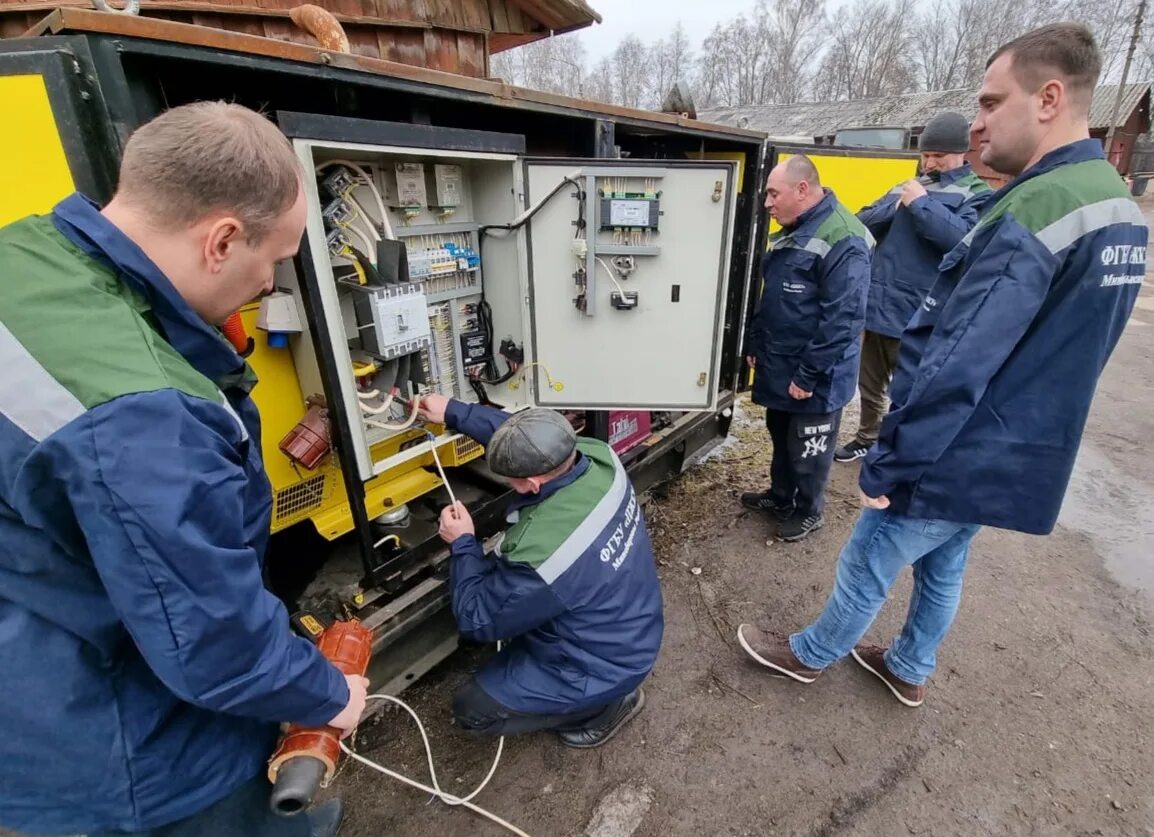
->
[[340, 434, 528, 836]]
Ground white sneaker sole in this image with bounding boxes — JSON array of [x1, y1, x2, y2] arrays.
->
[[851, 648, 923, 707], [737, 626, 818, 683]]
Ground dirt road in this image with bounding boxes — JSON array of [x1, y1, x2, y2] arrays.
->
[[332, 244, 1154, 835]]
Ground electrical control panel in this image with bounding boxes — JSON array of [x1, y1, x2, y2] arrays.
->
[[285, 137, 736, 483]]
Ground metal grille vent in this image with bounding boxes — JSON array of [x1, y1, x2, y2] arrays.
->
[[274, 474, 327, 521]]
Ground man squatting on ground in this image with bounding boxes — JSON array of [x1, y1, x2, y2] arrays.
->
[[419, 394, 663, 748]]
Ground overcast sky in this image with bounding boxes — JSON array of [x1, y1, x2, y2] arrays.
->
[[575, 0, 759, 59]]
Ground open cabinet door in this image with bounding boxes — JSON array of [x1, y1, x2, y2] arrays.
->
[[521, 159, 738, 411]]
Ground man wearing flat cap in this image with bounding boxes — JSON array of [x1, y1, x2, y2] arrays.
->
[[417, 394, 662, 748]]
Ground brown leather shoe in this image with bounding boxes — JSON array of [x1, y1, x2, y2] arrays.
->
[[737, 625, 823, 683], [851, 644, 926, 707]]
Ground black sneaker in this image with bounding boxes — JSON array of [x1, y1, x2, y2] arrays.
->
[[740, 491, 795, 521], [557, 688, 645, 749], [835, 441, 870, 462], [778, 514, 824, 542]]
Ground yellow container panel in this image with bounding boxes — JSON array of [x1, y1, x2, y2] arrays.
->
[[0, 74, 75, 227]]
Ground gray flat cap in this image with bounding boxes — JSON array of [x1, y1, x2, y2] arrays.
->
[[488, 409, 578, 478], [920, 112, 971, 154]]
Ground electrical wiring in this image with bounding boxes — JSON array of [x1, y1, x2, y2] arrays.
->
[[316, 159, 389, 236], [342, 224, 375, 261], [507, 361, 564, 393], [341, 693, 522, 835], [594, 256, 628, 297], [346, 199, 381, 244], [363, 383, 420, 431]]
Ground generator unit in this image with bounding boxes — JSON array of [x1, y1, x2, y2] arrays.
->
[[0, 13, 766, 691]]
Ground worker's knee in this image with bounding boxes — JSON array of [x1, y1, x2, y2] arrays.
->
[[451, 680, 506, 735]]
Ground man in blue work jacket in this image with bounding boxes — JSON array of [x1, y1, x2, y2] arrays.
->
[[0, 104, 363, 836], [741, 155, 872, 542], [738, 23, 1147, 707], [835, 112, 993, 463], [418, 394, 662, 748]]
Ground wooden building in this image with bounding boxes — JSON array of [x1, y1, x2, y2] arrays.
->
[[0, 0, 601, 77]]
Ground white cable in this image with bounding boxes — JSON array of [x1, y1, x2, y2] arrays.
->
[[317, 159, 389, 233], [344, 225, 376, 261], [595, 257, 627, 297], [426, 431, 458, 508], [359, 398, 391, 416], [340, 431, 521, 833], [364, 385, 419, 431], [348, 199, 381, 243], [341, 693, 523, 836]]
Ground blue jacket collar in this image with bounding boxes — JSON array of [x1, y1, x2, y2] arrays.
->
[[507, 452, 591, 514], [784, 188, 837, 237], [988, 139, 1105, 204], [934, 163, 974, 186], [51, 193, 247, 388]]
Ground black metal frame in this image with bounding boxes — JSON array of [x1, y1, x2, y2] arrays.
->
[[0, 37, 119, 201]]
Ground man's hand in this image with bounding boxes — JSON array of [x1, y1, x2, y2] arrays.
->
[[859, 490, 891, 509], [745, 355, 756, 369], [438, 501, 475, 543], [788, 381, 813, 400], [326, 674, 370, 739], [898, 179, 927, 207], [417, 393, 450, 424]]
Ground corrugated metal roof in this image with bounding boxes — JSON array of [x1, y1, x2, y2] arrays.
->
[[701, 83, 1151, 137]]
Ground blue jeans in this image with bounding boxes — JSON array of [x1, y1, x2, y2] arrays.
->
[[790, 508, 981, 685]]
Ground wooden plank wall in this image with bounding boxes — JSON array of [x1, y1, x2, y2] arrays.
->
[[0, 0, 520, 76]]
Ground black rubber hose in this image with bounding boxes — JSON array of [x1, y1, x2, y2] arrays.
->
[[269, 756, 327, 816]]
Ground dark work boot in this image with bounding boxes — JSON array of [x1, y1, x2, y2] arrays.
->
[[778, 513, 824, 542], [737, 625, 824, 683], [740, 490, 794, 521], [309, 799, 345, 837], [557, 688, 646, 749]]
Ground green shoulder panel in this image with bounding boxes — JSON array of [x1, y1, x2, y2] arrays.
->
[[815, 202, 871, 249], [980, 159, 1131, 235], [0, 216, 220, 410], [958, 172, 993, 194], [498, 439, 617, 568]]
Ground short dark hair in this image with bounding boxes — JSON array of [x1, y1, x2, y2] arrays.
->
[[117, 102, 302, 244], [988, 23, 1101, 113], [784, 154, 821, 188]]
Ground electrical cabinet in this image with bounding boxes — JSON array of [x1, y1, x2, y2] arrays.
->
[[523, 160, 736, 410], [288, 138, 737, 483]]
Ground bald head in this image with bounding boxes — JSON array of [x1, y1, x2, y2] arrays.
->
[[765, 155, 824, 226], [781, 155, 821, 188]]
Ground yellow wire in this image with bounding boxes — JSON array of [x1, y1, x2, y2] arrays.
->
[[507, 362, 564, 392], [350, 259, 367, 286], [353, 360, 377, 378]]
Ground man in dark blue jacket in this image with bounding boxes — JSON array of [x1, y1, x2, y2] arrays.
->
[[739, 23, 1146, 707], [418, 394, 662, 748], [835, 113, 993, 462], [0, 104, 363, 836], [741, 155, 872, 541]]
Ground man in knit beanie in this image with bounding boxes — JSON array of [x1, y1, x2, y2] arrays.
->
[[835, 111, 993, 463]]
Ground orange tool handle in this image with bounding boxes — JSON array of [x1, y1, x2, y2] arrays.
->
[[267, 621, 372, 789]]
